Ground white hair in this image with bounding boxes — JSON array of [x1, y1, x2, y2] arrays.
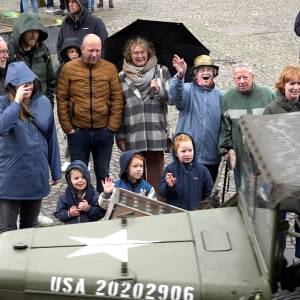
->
[[232, 63, 253, 75]]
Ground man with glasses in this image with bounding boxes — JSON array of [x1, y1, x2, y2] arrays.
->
[[0, 37, 9, 96]]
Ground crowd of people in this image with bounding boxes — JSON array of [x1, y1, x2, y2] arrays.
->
[[19, 0, 114, 17], [0, 1, 299, 261]]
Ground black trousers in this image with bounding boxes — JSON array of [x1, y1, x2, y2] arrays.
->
[[203, 163, 219, 183], [0, 199, 42, 234]]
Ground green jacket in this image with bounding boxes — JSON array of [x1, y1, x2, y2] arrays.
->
[[263, 91, 300, 115], [218, 83, 275, 157], [10, 14, 55, 106]]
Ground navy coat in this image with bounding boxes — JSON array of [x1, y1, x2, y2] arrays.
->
[[158, 134, 213, 210], [0, 62, 61, 200], [54, 160, 105, 224]]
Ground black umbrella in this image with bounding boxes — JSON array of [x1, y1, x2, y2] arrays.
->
[[104, 19, 210, 81]]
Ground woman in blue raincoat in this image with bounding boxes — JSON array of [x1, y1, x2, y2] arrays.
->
[[0, 61, 61, 233]]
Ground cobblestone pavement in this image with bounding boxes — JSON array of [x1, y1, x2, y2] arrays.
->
[[0, 0, 299, 245]]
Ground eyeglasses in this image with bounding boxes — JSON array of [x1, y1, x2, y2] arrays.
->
[[131, 50, 147, 56]]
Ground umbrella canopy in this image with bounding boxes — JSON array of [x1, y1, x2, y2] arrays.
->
[[104, 19, 210, 81]]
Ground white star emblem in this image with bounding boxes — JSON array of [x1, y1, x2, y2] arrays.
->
[[67, 229, 158, 262]]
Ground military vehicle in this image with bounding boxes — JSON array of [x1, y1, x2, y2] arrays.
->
[[0, 112, 300, 299]]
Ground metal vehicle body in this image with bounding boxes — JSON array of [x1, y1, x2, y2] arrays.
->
[[0, 112, 300, 299]]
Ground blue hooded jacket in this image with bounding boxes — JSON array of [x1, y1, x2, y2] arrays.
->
[[170, 75, 222, 165], [115, 150, 154, 196], [0, 61, 61, 200], [158, 133, 213, 210], [54, 160, 105, 224]]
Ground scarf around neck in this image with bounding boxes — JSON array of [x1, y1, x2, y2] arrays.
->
[[122, 56, 158, 95]]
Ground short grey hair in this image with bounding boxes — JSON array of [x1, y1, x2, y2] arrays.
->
[[0, 36, 7, 43], [232, 63, 254, 75]]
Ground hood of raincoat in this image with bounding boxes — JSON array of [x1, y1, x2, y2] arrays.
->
[[65, 0, 86, 17], [12, 14, 48, 48], [5, 61, 38, 87], [119, 150, 144, 180], [171, 132, 197, 164], [65, 160, 91, 193], [59, 37, 81, 63]]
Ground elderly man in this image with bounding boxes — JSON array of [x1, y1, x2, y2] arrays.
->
[[0, 37, 9, 96], [219, 63, 275, 188], [170, 54, 222, 182], [57, 34, 123, 193], [10, 14, 55, 107], [57, 0, 108, 59]]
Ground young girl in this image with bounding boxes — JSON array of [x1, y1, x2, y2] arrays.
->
[[55, 160, 105, 224], [158, 133, 213, 210], [98, 150, 155, 208]]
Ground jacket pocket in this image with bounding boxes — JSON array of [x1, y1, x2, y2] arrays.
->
[[69, 102, 75, 118]]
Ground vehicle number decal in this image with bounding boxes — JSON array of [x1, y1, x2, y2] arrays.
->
[[120, 281, 131, 298], [51, 276, 195, 299]]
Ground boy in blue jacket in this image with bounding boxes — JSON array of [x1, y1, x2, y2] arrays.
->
[[55, 160, 105, 224], [99, 150, 156, 208], [158, 133, 213, 210]]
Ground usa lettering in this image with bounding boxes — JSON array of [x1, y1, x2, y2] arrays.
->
[[49, 276, 195, 299], [50, 276, 86, 294]]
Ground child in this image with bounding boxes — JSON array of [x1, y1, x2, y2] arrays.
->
[[55, 160, 105, 224], [158, 133, 213, 210], [98, 151, 155, 208], [56, 37, 81, 168], [56, 37, 81, 81]]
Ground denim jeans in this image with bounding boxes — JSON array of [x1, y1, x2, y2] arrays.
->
[[0, 199, 42, 233], [22, 0, 39, 15], [87, 0, 95, 13], [67, 127, 114, 193]]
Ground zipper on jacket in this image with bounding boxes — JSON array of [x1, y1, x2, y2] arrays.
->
[[89, 67, 93, 129]]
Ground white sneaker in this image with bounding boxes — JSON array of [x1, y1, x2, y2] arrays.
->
[[38, 212, 54, 227]]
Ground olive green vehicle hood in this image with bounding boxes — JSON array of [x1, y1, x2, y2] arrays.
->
[[0, 208, 269, 299]]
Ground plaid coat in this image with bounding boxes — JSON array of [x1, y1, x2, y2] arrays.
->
[[116, 65, 171, 151]]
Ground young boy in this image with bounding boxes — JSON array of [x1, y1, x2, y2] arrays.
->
[[56, 37, 81, 81], [56, 37, 81, 170], [98, 150, 155, 208], [55, 160, 105, 224], [158, 133, 213, 210]]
